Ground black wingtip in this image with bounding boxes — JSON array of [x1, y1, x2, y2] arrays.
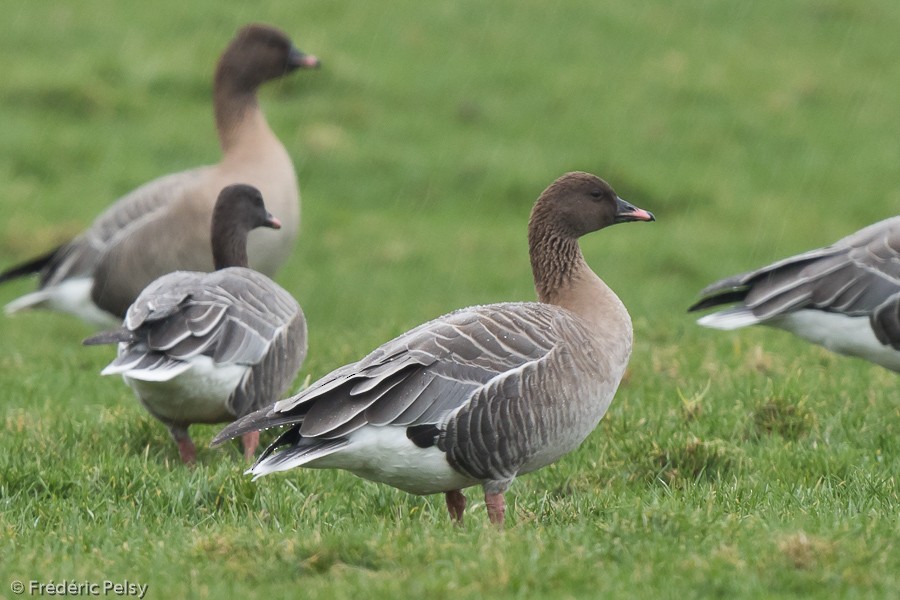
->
[[211, 411, 261, 446], [210, 406, 305, 447], [687, 290, 750, 313], [0, 245, 63, 285]]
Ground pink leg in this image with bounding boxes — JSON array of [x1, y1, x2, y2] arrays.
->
[[169, 425, 196, 465], [485, 492, 505, 526], [445, 490, 467, 524], [242, 430, 260, 461], [176, 437, 197, 466]]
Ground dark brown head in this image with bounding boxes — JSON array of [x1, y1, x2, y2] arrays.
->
[[528, 172, 654, 304], [529, 172, 654, 240], [211, 184, 281, 270], [215, 24, 321, 94]]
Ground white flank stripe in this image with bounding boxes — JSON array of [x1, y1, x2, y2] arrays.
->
[[696, 307, 762, 330]]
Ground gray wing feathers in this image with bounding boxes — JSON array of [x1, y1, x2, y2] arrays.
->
[[442, 350, 559, 482], [102, 267, 306, 417], [90, 170, 207, 245], [228, 304, 563, 444], [441, 312, 627, 483], [314, 306, 558, 432], [229, 314, 308, 416], [694, 217, 900, 325], [384, 373, 479, 426], [40, 169, 207, 287], [125, 269, 299, 365], [101, 348, 192, 380]]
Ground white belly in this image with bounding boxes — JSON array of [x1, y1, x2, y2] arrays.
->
[[773, 310, 900, 371], [4, 277, 120, 328], [124, 355, 248, 424], [309, 427, 477, 495]]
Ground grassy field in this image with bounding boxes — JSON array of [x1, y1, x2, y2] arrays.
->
[[1, 0, 898, 598]]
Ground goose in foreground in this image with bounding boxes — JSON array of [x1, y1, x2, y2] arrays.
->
[[1, 24, 320, 327], [84, 184, 308, 465], [689, 216, 900, 372], [213, 172, 654, 525]]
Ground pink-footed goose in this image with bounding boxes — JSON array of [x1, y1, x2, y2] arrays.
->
[[84, 184, 307, 465], [689, 216, 900, 372], [212, 172, 654, 525], [0, 24, 320, 328]]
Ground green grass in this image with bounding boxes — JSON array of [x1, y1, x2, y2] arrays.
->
[[1, 0, 898, 598]]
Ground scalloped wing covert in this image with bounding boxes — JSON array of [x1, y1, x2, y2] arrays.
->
[[215, 303, 571, 444], [105, 266, 306, 416]]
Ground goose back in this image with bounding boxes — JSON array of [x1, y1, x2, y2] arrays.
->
[[108, 268, 307, 419]]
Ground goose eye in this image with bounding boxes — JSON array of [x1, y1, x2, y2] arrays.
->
[[590, 190, 603, 198]]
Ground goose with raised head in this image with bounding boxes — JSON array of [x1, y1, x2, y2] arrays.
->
[[1, 24, 320, 327], [84, 184, 307, 465], [212, 172, 654, 524], [689, 216, 900, 372]]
